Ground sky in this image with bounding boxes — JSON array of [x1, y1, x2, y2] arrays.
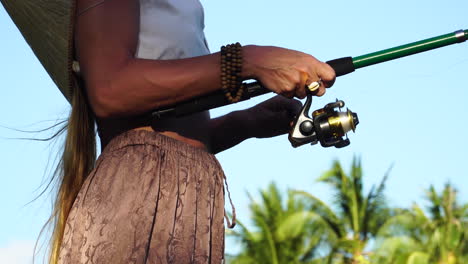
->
[[1, 0, 467, 263]]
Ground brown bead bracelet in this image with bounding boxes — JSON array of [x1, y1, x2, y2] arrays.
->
[[220, 42, 245, 103]]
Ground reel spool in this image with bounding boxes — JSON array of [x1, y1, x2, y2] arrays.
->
[[288, 94, 359, 148]]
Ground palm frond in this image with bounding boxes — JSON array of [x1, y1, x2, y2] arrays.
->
[[254, 214, 279, 264], [361, 164, 392, 240], [426, 185, 443, 222], [275, 211, 320, 242], [292, 190, 345, 238]]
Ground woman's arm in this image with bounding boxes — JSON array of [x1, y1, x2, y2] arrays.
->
[[208, 110, 253, 154], [76, 0, 224, 118], [208, 96, 303, 154], [76, 0, 336, 119]]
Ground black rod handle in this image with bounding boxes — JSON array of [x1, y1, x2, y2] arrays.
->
[[151, 82, 269, 119], [326, 57, 355, 77]]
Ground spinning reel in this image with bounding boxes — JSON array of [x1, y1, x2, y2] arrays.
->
[[289, 94, 359, 148]]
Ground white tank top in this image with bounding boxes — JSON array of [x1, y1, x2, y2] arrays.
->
[[136, 0, 210, 60]]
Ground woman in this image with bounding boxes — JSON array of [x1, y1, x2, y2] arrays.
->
[[50, 0, 336, 263]]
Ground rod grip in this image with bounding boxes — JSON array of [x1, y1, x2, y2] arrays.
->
[[326, 57, 355, 77], [151, 82, 269, 119]]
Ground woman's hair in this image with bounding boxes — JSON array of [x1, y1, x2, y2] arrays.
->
[[43, 81, 97, 264]]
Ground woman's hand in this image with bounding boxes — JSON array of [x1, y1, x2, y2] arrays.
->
[[209, 96, 302, 153], [244, 95, 302, 139], [242, 45, 336, 99]]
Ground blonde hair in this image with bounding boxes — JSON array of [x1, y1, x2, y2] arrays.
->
[[42, 82, 96, 264]]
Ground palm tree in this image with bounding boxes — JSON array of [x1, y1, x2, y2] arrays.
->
[[373, 183, 468, 264], [227, 183, 328, 264], [293, 157, 393, 264]]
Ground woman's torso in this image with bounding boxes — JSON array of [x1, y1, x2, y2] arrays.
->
[[97, 0, 212, 150]]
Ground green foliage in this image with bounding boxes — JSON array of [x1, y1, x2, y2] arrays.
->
[[372, 183, 468, 264], [227, 158, 468, 264], [294, 157, 392, 263], [228, 183, 327, 264]]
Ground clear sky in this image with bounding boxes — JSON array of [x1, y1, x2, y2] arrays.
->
[[1, 0, 467, 262]]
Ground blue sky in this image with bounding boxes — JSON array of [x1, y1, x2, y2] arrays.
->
[[1, 0, 467, 262]]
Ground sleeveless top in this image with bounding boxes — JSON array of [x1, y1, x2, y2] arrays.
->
[[93, 0, 212, 147], [136, 0, 210, 60]]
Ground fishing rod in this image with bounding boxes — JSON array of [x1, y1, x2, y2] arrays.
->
[[152, 29, 468, 148]]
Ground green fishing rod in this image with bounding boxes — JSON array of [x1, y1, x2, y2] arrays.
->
[[329, 29, 468, 75], [152, 29, 467, 148]]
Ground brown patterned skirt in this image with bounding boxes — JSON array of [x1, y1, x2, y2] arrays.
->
[[58, 130, 227, 264]]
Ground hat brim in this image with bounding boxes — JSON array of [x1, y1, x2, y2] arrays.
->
[[1, 0, 75, 102]]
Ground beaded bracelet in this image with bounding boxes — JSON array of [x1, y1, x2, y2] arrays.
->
[[220, 43, 245, 103]]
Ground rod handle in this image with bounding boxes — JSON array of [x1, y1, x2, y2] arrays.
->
[[151, 82, 269, 119], [326, 57, 355, 77]]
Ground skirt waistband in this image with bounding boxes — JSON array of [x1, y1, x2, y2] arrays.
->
[[102, 129, 214, 163]]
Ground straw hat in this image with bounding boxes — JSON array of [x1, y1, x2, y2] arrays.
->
[[1, 0, 76, 102]]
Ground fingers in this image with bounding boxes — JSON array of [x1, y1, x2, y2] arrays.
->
[[253, 47, 336, 99], [303, 72, 325, 97], [275, 96, 302, 116], [296, 71, 309, 99], [273, 97, 302, 131], [297, 70, 324, 98], [264, 95, 302, 116], [306, 78, 324, 96], [280, 68, 325, 99], [317, 62, 336, 88], [282, 89, 295, 99], [287, 98, 302, 117], [307, 61, 336, 97], [279, 72, 307, 99]]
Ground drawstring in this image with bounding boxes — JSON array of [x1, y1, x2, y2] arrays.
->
[[223, 173, 236, 229]]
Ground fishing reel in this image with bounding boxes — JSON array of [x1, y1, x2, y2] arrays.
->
[[288, 94, 359, 148]]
